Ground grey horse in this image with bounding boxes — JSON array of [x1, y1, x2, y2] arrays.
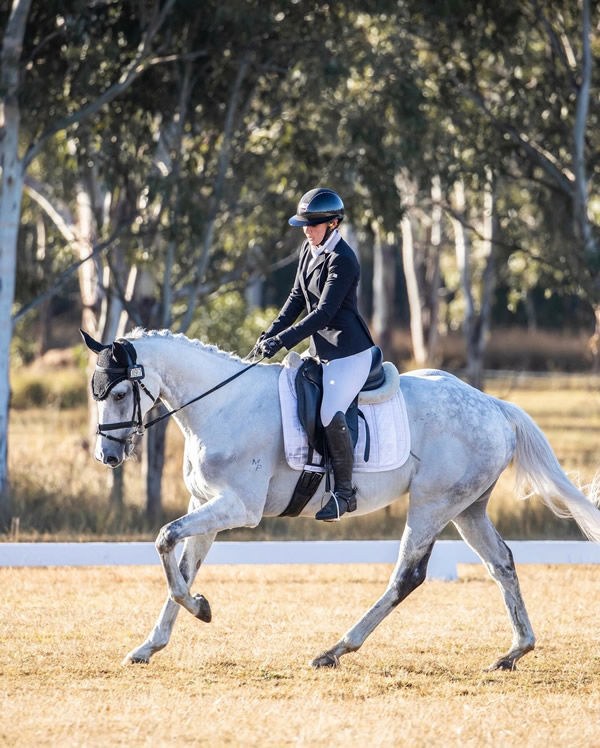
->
[[83, 328, 600, 671]]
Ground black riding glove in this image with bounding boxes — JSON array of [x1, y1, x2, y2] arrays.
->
[[248, 332, 267, 358], [260, 336, 283, 358]]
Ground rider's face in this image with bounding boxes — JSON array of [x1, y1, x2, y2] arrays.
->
[[303, 220, 336, 247]]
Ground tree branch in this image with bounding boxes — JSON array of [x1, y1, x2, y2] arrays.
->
[[12, 220, 133, 323], [179, 50, 253, 332], [533, 0, 579, 90], [441, 198, 575, 277], [22, 0, 178, 169], [451, 75, 576, 198], [23, 175, 77, 242]]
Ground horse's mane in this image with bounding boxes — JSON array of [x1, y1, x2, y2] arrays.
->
[[127, 328, 244, 363]]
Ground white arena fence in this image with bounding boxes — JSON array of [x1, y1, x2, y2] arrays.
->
[[2, 540, 600, 580]]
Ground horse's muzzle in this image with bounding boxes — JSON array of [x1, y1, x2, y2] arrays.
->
[[104, 454, 122, 468], [95, 441, 125, 468]]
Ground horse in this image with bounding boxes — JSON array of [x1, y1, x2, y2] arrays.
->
[[82, 328, 600, 671]]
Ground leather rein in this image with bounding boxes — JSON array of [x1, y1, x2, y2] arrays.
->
[[96, 341, 264, 446]]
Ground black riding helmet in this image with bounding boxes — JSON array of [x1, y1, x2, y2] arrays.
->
[[288, 188, 345, 226]]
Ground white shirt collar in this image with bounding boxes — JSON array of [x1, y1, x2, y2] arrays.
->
[[310, 229, 341, 257]]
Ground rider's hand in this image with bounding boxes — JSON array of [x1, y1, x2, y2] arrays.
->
[[260, 336, 283, 358], [248, 332, 267, 358]]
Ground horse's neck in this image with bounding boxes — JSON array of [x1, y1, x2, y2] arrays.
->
[[141, 337, 242, 399], [134, 335, 269, 433]]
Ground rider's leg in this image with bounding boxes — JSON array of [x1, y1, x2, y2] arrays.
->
[[316, 349, 372, 521]]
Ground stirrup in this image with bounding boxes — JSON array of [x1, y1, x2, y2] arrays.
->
[[315, 490, 356, 522]]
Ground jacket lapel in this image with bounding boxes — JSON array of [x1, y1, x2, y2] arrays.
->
[[305, 250, 328, 278]]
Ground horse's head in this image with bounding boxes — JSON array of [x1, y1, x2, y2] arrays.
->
[[81, 330, 158, 467]]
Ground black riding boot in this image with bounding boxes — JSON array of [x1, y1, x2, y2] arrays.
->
[[315, 411, 357, 521]]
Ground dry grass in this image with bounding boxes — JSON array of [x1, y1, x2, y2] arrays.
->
[[392, 328, 595, 372], [1, 563, 600, 746]]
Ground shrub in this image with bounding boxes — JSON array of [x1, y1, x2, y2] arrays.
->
[[11, 368, 87, 409]]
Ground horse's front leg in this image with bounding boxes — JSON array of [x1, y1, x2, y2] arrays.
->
[[155, 490, 261, 619], [123, 531, 216, 665]]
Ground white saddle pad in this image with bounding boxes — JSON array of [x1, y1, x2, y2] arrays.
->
[[278, 357, 411, 473]]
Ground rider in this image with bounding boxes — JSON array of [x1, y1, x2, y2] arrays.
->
[[257, 187, 375, 521]]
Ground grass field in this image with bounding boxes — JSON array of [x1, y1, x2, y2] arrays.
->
[[1, 563, 600, 746], [5, 371, 600, 541]]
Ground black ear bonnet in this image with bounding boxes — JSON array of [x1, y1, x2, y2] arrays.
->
[[91, 340, 145, 401]]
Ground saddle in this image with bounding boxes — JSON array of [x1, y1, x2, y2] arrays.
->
[[280, 346, 385, 517]]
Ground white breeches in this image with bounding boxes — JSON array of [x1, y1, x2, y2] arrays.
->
[[320, 348, 373, 427]]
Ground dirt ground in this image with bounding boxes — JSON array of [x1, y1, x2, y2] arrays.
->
[[1, 563, 600, 746]]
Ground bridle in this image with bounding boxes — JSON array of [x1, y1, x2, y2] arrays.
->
[[94, 339, 158, 446], [94, 339, 263, 447]]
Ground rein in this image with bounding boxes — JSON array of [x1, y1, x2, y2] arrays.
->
[[143, 357, 264, 430], [96, 344, 264, 445]]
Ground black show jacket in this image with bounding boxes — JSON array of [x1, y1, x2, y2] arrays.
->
[[264, 236, 374, 362]]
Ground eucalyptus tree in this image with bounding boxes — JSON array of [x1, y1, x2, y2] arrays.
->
[[0, 0, 182, 519], [409, 0, 600, 363], [2, 1, 353, 521]]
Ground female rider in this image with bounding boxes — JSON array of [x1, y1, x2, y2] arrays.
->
[[257, 187, 375, 521]]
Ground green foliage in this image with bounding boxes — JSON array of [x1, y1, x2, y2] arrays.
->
[[9, 0, 600, 375], [187, 291, 280, 355], [10, 329, 38, 367]]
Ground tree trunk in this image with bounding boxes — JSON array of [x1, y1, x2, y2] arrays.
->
[[451, 173, 496, 390], [108, 466, 124, 510], [76, 182, 104, 451], [426, 176, 442, 363], [573, 0, 598, 264], [0, 0, 32, 522], [35, 215, 53, 353], [75, 178, 127, 507], [590, 304, 600, 373], [142, 410, 168, 524], [245, 276, 263, 310], [401, 215, 427, 366], [400, 178, 442, 369], [525, 290, 537, 333], [371, 221, 395, 353]]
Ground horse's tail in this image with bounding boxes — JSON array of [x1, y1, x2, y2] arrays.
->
[[495, 397, 600, 543]]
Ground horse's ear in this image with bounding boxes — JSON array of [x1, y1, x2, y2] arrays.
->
[[111, 340, 127, 362], [80, 329, 109, 354]]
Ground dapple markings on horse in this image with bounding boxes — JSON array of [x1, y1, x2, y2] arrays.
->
[[84, 329, 600, 671]]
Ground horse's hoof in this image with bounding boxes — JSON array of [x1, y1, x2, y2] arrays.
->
[[194, 594, 212, 622], [311, 652, 340, 668], [122, 652, 149, 665], [486, 657, 516, 671]]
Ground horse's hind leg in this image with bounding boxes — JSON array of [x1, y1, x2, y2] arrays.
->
[[311, 518, 436, 668], [453, 492, 535, 671], [123, 531, 216, 665]]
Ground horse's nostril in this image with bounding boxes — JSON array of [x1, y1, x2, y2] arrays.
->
[[105, 454, 120, 467]]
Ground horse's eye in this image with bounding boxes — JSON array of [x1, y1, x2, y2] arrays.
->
[[113, 391, 127, 402]]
